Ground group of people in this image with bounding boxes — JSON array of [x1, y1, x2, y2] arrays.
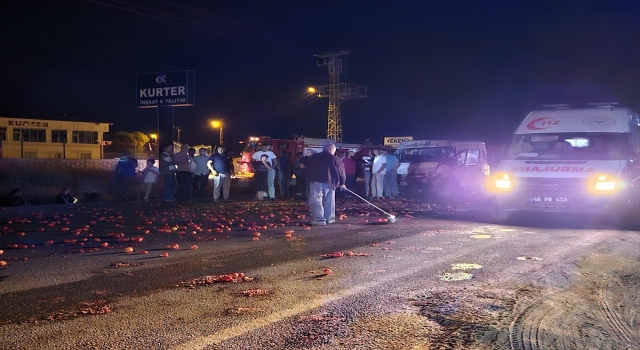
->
[[250, 144, 319, 201], [361, 148, 400, 199], [249, 142, 402, 226], [156, 143, 235, 203]]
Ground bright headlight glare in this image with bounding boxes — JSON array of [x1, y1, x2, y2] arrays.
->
[[495, 179, 511, 189], [594, 181, 616, 191], [591, 174, 619, 192], [491, 173, 512, 190]]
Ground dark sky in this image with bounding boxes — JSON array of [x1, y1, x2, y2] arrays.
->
[[2, 0, 640, 148]]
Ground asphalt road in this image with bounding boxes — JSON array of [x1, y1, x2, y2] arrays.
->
[[0, 197, 639, 349]]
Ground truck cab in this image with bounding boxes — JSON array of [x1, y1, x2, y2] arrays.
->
[[487, 104, 640, 223], [396, 140, 490, 203]]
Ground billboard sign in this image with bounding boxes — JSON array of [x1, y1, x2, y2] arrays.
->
[[136, 70, 195, 108], [384, 136, 413, 148]]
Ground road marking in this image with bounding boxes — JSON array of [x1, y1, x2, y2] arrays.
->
[[451, 263, 482, 270]]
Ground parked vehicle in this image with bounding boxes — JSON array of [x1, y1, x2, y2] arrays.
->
[[396, 140, 490, 206], [487, 104, 640, 225]]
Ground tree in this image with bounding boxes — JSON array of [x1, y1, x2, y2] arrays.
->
[[112, 131, 150, 150], [110, 131, 151, 158]]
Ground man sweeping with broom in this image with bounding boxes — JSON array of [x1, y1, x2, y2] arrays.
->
[[305, 143, 346, 226]]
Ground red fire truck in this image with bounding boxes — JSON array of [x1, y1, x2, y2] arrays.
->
[[238, 136, 365, 173]]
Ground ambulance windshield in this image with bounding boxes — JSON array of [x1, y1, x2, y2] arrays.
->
[[506, 133, 632, 160]]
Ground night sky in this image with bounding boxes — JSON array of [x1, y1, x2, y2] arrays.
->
[[2, 0, 640, 149]]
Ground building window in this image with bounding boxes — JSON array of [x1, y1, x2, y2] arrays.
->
[[51, 130, 67, 143], [0, 127, 6, 141], [72, 131, 98, 144], [13, 129, 46, 142], [79, 152, 92, 159], [53, 152, 63, 158], [24, 152, 37, 158]]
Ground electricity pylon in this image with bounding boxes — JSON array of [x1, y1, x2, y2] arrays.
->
[[313, 51, 367, 142]]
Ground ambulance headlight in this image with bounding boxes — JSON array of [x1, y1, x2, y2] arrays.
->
[[591, 175, 621, 193], [487, 172, 513, 193], [495, 173, 512, 189]]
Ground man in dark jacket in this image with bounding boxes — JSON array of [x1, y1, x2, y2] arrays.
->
[[207, 146, 235, 202], [305, 143, 346, 225], [159, 143, 177, 202], [114, 153, 138, 201]]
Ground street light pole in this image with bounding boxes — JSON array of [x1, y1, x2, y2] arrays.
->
[[210, 120, 223, 146]]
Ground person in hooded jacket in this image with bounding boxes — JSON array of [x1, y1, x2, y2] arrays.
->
[[305, 143, 346, 226]]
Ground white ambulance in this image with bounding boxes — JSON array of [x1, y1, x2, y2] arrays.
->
[[488, 104, 640, 223]]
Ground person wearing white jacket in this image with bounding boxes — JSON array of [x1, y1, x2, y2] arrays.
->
[[371, 149, 386, 199]]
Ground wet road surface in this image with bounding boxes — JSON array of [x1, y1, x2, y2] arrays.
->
[[0, 198, 639, 349]]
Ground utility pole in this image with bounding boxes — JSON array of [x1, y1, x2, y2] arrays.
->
[[313, 51, 367, 142], [174, 126, 182, 143]]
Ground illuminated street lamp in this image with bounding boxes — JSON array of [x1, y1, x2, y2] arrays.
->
[[149, 133, 157, 152], [308, 87, 316, 93], [210, 120, 223, 145]]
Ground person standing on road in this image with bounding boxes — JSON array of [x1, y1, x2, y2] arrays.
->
[[252, 144, 277, 199], [277, 145, 293, 197], [371, 148, 386, 199], [187, 147, 197, 200], [159, 143, 177, 202], [383, 149, 400, 198], [266, 144, 277, 200], [362, 149, 374, 197], [192, 148, 210, 199], [173, 144, 193, 202], [253, 154, 272, 201], [342, 150, 357, 192], [208, 146, 234, 202], [113, 152, 138, 201], [306, 143, 346, 226], [141, 159, 160, 202], [298, 149, 315, 200], [293, 152, 305, 198]]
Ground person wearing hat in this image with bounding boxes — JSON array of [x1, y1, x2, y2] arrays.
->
[[305, 143, 346, 225]]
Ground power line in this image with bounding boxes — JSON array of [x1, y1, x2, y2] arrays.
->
[[85, 0, 242, 40], [294, 96, 320, 110], [87, 0, 305, 50], [277, 92, 318, 112], [153, 0, 291, 40], [112, 0, 301, 48]]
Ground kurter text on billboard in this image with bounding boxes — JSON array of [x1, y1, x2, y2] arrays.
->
[[136, 70, 195, 108]]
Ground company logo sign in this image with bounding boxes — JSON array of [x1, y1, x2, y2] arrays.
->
[[8, 120, 50, 127], [384, 136, 413, 147], [136, 70, 195, 108], [155, 75, 167, 84], [526, 118, 560, 130]]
